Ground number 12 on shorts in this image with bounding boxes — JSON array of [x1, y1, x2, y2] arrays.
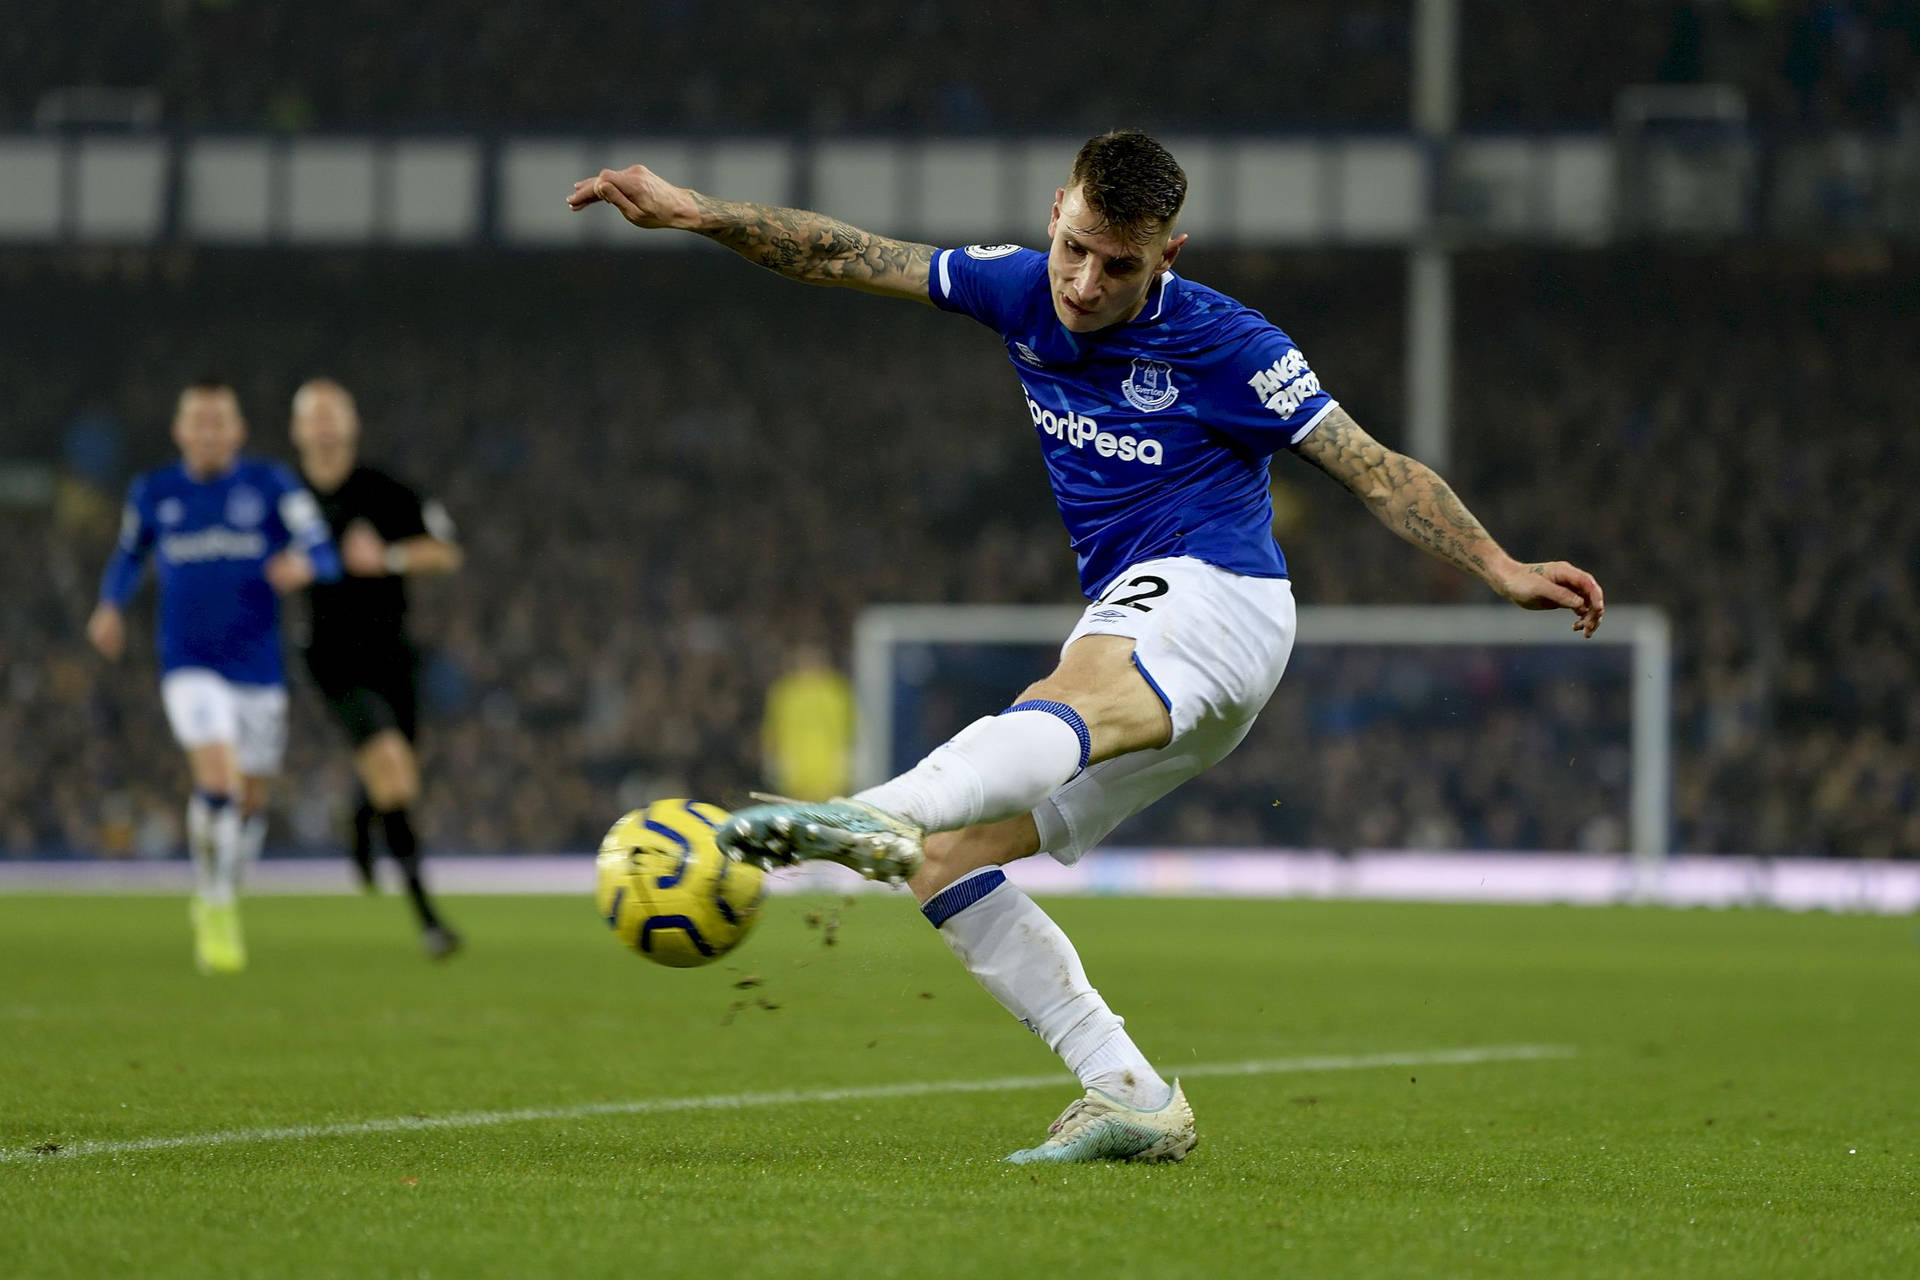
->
[[1097, 574, 1169, 611]]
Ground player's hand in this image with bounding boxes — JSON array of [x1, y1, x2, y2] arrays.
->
[[264, 549, 316, 594], [1494, 560, 1605, 637], [340, 521, 387, 577], [86, 603, 125, 661], [566, 165, 700, 229]]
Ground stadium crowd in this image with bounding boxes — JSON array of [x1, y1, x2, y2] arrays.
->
[[0, 243, 1912, 855], [7, 1, 1917, 131], [1, 245, 1913, 858]]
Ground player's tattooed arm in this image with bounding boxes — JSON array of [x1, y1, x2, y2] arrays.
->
[[1294, 406, 1503, 578], [565, 163, 932, 302], [686, 194, 935, 300], [1294, 406, 1606, 634]]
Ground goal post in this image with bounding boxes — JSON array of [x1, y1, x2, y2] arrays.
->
[[853, 603, 1673, 867]]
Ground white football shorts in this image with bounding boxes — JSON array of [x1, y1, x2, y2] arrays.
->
[[160, 668, 290, 777], [1034, 556, 1296, 865]]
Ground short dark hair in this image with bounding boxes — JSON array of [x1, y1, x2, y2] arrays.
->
[[183, 377, 234, 396], [1067, 130, 1187, 244]]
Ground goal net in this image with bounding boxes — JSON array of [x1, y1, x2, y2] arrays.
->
[[853, 604, 1672, 865]]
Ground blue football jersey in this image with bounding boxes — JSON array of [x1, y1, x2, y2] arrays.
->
[[98, 458, 340, 684], [929, 245, 1338, 598]]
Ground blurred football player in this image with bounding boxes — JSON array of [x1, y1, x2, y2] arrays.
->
[[291, 378, 464, 960], [760, 642, 855, 803], [88, 381, 341, 973], [572, 131, 1604, 1162]]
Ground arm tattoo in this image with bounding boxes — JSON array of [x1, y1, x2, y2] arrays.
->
[[689, 194, 933, 296], [1295, 406, 1509, 583]]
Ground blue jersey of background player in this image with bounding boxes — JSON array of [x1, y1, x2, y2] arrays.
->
[[87, 380, 340, 974], [98, 441, 336, 685], [571, 130, 1606, 1164], [927, 242, 1335, 599]]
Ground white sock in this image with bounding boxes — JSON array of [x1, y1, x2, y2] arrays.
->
[[923, 867, 1171, 1110], [186, 793, 218, 901], [237, 812, 267, 889], [186, 792, 241, 906], [856, 702, 1089, 834]]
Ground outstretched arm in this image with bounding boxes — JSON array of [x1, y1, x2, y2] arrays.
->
[[567, 164, 934, 302], [1293, 406, 1605, 636]]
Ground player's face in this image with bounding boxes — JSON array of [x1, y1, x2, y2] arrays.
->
[[1045, 186, 1186, 333], [171, 390, 245, 475], [291, 387, 359, 457]]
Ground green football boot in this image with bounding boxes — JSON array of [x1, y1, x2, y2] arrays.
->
[[1005, 1081, 1197, 1165], [717, 795, 924, 886]]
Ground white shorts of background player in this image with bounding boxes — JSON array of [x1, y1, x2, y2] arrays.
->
[[159, 668, 290, 778], [1036, 555, 1297, 866]]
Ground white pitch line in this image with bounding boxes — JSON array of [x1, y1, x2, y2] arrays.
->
[[3, 1043, 1573, 1165]]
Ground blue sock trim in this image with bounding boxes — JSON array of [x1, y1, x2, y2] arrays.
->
[[1002, 699, 1091, 772], [1130, 653, 1172, 714], [921, 868, 1007, 928], [194, 790, 232, 810]]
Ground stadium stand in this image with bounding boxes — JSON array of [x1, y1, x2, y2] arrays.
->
[[6, 1, 1915, 130], [1, 246, 1913, 857]]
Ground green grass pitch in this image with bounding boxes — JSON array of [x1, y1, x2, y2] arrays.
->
[[2, 891, 1915, 1278]]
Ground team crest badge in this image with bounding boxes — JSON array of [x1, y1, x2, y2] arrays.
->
[[1122, 358, 1178, 412], [965, 244, 1022, 260], [225, 485, 265, 528]]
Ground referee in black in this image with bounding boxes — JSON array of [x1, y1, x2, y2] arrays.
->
[[291, 378, 463, 959]]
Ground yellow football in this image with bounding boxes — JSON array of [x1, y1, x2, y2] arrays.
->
[[595, 799, 767, 967]]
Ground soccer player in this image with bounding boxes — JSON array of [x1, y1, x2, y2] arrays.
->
[[289, 378, 464, 960], [87, 381, 341, 973], [568, 131, 1605, 1163]]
